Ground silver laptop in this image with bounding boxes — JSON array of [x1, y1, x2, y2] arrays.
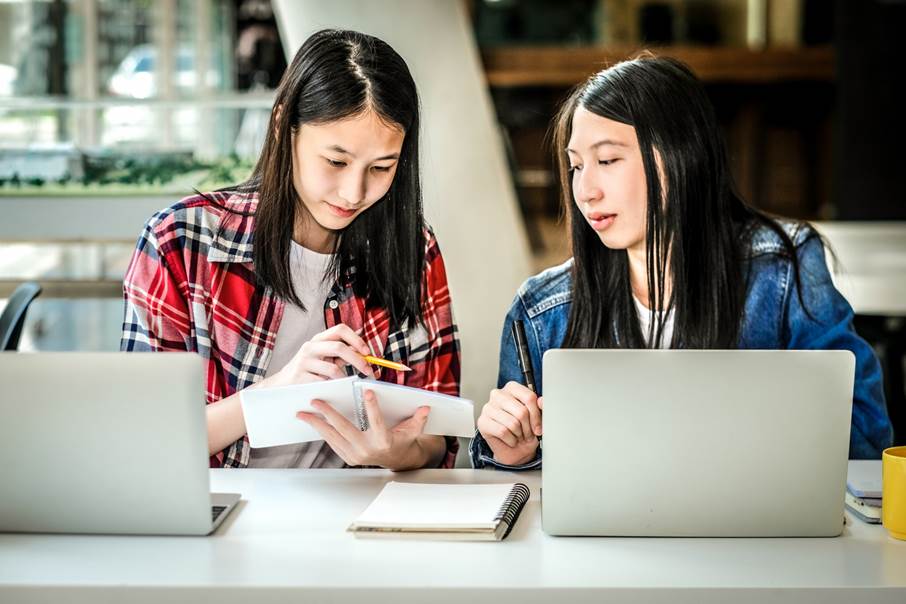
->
[[541, 350, 854, 537], [0, 352, 240, 535]]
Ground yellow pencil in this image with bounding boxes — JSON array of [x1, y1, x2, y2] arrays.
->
[[363, 355, 411, 372]]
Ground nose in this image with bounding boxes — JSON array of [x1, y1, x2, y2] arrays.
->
[[574, 167, 603, 204], [337, 169, 367, 207]]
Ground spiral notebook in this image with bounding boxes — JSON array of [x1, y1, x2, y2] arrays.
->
[[240, 377, 475, 448], [347, 482, 531, 541]]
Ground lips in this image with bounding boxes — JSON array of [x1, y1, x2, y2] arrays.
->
[[586, 211, 616, 231], [324, 202, 357, 219]]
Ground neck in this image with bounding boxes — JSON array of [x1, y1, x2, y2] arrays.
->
[[626, 243, 671, 310], [293, 210, 336, 254]]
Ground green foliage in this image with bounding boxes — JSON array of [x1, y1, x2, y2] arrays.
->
[[0, 152, 255, 193]]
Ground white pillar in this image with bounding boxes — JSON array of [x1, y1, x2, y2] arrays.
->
[[194, 0, 217, 159], [272, 0, 534, 407], [77, 0, 99, 147], [154, 0, 176, 149]]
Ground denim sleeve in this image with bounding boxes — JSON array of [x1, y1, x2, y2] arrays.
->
[[470, 295, 543, 470], [785, 235, 893, 459]]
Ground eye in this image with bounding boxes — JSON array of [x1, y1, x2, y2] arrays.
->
[[598, 158, 620, 166], [371, 165, 393, 173], [325, 158, 347, 168], [568, 164, 582, 174]]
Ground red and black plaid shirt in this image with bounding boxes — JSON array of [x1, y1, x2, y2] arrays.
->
[[121, 191, 461, 468]]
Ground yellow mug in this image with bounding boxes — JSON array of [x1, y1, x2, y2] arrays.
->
[[882, 446, 906, 540]]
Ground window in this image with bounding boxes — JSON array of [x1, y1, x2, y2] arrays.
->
[[0, 0, 287, 351]]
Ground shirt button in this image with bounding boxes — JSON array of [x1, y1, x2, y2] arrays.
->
[[328, 300, 339, 309]]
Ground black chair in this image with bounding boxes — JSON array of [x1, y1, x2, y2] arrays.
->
[[0, 282, 42, 351]]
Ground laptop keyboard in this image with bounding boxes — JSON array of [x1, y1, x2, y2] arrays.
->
[[212, 505, 227, 522]]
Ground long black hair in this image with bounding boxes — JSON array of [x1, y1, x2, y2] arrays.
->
[[554, 55, 811, 349], [225, 28, 425, 327]]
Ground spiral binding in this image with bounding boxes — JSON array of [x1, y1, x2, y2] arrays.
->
[[353, 385, 369, 431], [493, 483, 530, 539]]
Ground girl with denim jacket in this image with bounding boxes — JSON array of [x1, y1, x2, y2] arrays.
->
[[472, 56, 892, 469]]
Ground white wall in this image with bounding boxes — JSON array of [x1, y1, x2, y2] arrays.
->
[[273, 0, 533, 405]]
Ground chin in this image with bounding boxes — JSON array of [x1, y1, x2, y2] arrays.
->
[[596, 232, 632, 250], [314, 210, 356, 231]]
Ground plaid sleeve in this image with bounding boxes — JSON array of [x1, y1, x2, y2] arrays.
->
[[121, 213, 193, 353], [404, 230, 461, 468]]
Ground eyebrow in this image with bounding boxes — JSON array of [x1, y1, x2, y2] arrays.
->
[[565, 139, 629, 154], [326, 145, 400, 161]]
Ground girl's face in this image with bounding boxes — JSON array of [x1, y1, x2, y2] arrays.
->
[[566, 106, 649, 255], [292, 110, 405, 236]]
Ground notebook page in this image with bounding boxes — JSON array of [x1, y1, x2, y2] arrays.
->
[[353, 380, 475, 438], [240, 377, 358, 447], [353, 482, 516, 530]]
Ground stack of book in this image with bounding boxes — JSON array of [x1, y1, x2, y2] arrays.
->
[[845, 460, 882, 524]]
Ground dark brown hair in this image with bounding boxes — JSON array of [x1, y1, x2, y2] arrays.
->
[[232, 29, 426, 326], [552, 56, 813, 349]]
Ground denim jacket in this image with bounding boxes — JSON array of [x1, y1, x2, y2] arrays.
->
[[470, 223, 893, 469]]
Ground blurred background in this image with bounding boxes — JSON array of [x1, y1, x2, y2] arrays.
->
[[0, 0, 904, 445]]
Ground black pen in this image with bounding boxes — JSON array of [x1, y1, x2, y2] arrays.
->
[[511, 319, 536, 392]]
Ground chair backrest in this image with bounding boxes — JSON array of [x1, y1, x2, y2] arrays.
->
[[0, 282, 42, 351]]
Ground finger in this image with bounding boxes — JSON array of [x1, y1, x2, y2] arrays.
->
[[310, 398, 366, 443], [310, 341, 374, 377], [502, 382, 542, 435], [361, 389, 386, 432], [503, 381, 540, 407], [477, 412, 518, 448], [499, 397, 533, 441], [296, 412, 355, 461], [537, 396, 544, 410], [392, 405, 429, 435], [484, 406, 524, 443], [333, 357, 350, 375], [302, 358, 346, 380], [312, 324, 371, 356], [489, 388, 531, 438]]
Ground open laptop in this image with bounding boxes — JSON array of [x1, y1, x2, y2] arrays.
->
[[0, 352, 240, 535], [541, 350, 855, 537]]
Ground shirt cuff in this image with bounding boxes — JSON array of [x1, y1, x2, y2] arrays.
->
[[469, 430, 542, 471]]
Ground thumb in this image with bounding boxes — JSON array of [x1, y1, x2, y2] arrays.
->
[[396, 406, 430, 435]]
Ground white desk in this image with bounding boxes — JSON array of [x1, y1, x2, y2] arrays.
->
[[1, 469, 905, 603]]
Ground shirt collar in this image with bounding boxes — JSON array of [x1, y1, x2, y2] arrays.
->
[[207, 193, 258, 264]]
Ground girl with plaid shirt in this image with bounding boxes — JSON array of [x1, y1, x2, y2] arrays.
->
[[122, 29, 460, 470]]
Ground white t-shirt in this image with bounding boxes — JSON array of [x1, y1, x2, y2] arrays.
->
[[247, 241, 346, 469], [633, 295, 675, 349]]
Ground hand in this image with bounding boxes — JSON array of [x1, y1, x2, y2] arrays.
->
[[476, 381, 543, 466], [296, 388, 432, 471], [269, 324, 375, 386]]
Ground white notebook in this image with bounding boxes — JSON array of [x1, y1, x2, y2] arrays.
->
[[348, 482, 531, 540], [240, 377, 475, 448], [847, 460, 882, 499]]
